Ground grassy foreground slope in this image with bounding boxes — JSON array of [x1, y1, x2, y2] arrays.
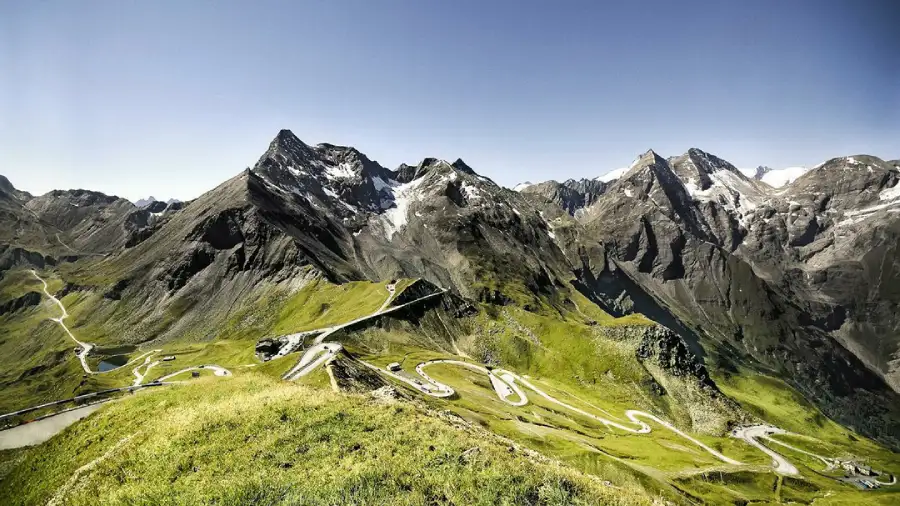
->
[[0, 374, 664, 506]]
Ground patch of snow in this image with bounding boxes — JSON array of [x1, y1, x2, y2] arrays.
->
[[380, 176, 427, 240], [548, 230, 557, 240], [879, 183, 900, 201], [682, 179, 702, 197], [681, 170, 760, 227], [759, 167, 809, 188], [843, 199, 900, 219], [461, 182, 481, 200], [322, 186, 357, 212], [623, 188, 633, 197], [512, 208, 521, 216], [845, 157, 858, 165], [513, 181, 532, 192], [449, 172, 459, 182], [288, 166, 305, 178], [596, 167, 628, 183], [324, 163, 356, 180]]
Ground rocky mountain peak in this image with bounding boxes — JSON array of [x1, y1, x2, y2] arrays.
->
[[0, 175, 14, 195], [394, 158, 462, 184], [612, 149, 670, 185], [134, 196, 158, 208], [640, 149, 667, 166], [0, 175, 31, 203], [752, 166, 773, 180], [450, 158, 476, 175], [519, 178, 610, 216], [265, 129, 317, 164], [43, 189, 123, 207]]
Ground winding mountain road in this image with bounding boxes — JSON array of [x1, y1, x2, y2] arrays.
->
[[30, 270, 231, 386], [282, 285, 446, 379], [19, 274, 895, 483], [361, 355, 742, 466], [281, 284, 892, 479], [156, 365, 232, 382], [731, 425, 799, 475], [31, 270, 94, 373]]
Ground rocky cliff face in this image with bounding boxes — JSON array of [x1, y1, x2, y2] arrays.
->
[[0, 291, 40, 316], [569, 149, 900, 447], [519, 178, 610, 216]]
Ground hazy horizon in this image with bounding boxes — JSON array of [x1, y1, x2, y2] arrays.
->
[[2, 0, 898, 201]]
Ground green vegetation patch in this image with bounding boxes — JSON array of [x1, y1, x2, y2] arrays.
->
[[0, 374, 661, 506], [272, 279, 392, 334]]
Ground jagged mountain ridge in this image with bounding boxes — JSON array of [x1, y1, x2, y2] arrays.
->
[[507, 147, 900, 446], [1, 132, 899, 448], [517, 178, 610, 216], [251, 130, 572, 298]]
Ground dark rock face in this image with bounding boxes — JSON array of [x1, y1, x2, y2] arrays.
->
[[166, 248, 216, 291], [328, 352, 390, 392], [144, 201, 168, 213], [389, 279, 442, 307], [571, 150, 900, 448], [254, 338, 283, 361], [57, 283, 89, 298], [752, 166, 773, 180], [635, 325, 715, 389], [103, 279, 130, 300], [0, 246, 53, 273], [0, 291, 41, 316]]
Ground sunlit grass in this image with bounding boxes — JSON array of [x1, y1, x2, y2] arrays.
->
[[0, 374, 663, 505]]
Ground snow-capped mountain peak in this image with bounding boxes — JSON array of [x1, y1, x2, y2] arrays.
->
[[739, 165, 810, 188], [513, 181, 534, 192]]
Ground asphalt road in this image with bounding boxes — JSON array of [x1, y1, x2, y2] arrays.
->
[[0, 404, 104, 450]]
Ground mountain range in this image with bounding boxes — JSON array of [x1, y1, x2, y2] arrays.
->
[[2, 131, 900, 502]]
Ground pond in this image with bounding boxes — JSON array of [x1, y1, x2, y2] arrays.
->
[[98, 354, 130, 372]]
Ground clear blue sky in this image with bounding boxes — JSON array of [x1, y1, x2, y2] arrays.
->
[[2, 1, 898, 201]]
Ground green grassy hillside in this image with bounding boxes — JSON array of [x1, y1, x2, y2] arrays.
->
[[2, 267, 898, 505], [0, 268, 401, 413], [0, 374, 663, 506]]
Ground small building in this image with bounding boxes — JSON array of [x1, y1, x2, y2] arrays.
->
[[162, 356, 176, 362], [387, 362, 402, 372], [191, 371, 200, 378]]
